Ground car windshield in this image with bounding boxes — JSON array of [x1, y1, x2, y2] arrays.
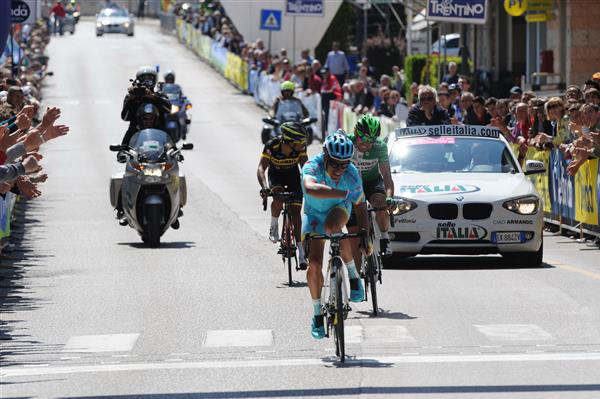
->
[[129, 129, 173, 162], [389, 136, 518, 174], [100, 8, 128, 17]]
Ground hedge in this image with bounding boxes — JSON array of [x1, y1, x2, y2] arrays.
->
[[403, 55, 472, 99]]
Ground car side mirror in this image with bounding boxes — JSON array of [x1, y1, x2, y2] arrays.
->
[[524, 160, 546, 175], [182, 143, 194, 150], [46, 71, 54, 76]]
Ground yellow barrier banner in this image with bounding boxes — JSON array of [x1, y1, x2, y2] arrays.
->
[[574, 158, 599, 225], [185, 23, 192, 48], [531, 150, 552, 213]]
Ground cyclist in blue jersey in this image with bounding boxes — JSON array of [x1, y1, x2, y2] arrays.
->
[[301, 132, 372, 339]]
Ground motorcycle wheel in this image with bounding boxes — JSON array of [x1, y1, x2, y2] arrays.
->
[[144, 204, 162, 248]]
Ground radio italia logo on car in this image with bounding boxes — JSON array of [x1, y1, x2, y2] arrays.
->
[[398, 184, 481, 195], [436, 222, 487, 240]]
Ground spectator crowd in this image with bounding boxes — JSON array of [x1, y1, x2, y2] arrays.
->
[[1, 19, 70, 253], [173, 0, 599, 177]]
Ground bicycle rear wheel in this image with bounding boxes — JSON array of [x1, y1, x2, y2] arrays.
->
[[333, 258, 345, 362], [367, 254, 379, 316]]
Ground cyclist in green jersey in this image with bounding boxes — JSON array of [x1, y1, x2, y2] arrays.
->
[[347, 114, 396, 262]]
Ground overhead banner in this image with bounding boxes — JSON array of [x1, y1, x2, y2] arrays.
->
[[286, 0, 324, 16], [426, 0, 488, 25]]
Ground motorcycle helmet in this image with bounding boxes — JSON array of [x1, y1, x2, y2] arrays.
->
[[354, 114, 381, 141], [136, 66, 158, 89], [164, 70, 176, 84], [137, 103, 159, 127], [280, 80, 295, 96], [280, 121, 307, 144], [323, 131, 353, 161]]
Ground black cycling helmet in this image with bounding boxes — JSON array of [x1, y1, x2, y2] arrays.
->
[[136, 66, 158, 89], [164, 70, 176, 84], [137, 103, 159, 120], [280, 121, 307, 144]]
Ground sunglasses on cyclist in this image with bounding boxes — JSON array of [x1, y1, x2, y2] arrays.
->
[[328, 159, 350, 171], [356, 132, 375, 143]]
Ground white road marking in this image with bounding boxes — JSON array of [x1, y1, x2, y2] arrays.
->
[[3, 352, 600, 377], [203, 330, 273, 348], [474, 324, 553, 341], [63, 333, 139, 353], [346, 325, 416, 344]]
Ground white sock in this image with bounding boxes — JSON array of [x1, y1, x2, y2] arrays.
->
[[381, 231, 389, 240], [345, 260, 358, 279], [312, 299, 322, 316], [271, 217, 278, 227], [298, 243, 305, 259]]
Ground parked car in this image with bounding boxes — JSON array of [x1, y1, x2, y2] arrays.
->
[[431, 33, 461, 57]]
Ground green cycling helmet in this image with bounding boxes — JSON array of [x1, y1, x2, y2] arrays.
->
[[354, 114, 381, 141], [280, 80, 295, 92]]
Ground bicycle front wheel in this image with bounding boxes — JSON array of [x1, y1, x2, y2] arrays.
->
[[333, 259, 345, 362], [367, 254, 379, 316], [285, 214, 293, 286]]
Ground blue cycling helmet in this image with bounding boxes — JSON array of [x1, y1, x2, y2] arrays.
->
[[323, 131, 354, 161]]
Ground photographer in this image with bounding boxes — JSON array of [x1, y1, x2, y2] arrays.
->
[[120, 66, 171, 146]]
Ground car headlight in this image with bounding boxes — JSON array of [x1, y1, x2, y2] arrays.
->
[[503, 196, 539, 215], [393, 197, 418, 215], [124, 22, 130, 28], [171, 104, 180, 114], [96, 22, 102, 27]]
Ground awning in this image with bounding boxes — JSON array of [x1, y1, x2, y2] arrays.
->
[[410, 8, 436, 31]]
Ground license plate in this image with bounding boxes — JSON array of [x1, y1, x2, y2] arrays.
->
[[493, 232, 523, 243]]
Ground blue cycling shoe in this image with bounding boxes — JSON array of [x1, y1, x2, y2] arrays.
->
[[311, 315, 325, 339], [349, 278, 365, 302]]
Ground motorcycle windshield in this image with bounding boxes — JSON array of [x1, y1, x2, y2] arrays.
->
[[129, 129, 173, 162], [163, 84, 182, 102], [275, 99, 303, 122]]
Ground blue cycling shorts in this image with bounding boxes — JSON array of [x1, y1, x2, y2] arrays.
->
[[301, 202, 352, 241]]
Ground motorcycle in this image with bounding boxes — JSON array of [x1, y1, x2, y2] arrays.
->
[[160, 83, 192, 144], [109, 128, 193, 247], [261, 116, 317, 145], [261, 99, 316, 145]]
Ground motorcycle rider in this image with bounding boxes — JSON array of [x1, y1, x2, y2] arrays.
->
[[115, 103, 167, 224], [272, 81, 309, 122], [121, 66, 171, 145]]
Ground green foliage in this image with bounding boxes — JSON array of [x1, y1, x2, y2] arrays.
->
[[403, 55, 471, 99], [315, 3, 355, 63]]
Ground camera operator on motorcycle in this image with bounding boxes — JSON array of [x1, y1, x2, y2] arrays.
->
[[121, 66, 171, 146], [272, 81, 309, 122], [115, 102, 168, 224]]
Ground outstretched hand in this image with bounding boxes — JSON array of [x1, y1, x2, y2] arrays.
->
[[40, 107, 61, 131], [43, 124, 70, 142]]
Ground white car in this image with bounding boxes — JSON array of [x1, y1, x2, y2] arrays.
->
[[431, 33, 460, 57], [386, 125, 545, 266], [96, 8, 134, 37]]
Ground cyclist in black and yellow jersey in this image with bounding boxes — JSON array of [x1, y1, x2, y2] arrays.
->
[[257, 121, 309, 268]]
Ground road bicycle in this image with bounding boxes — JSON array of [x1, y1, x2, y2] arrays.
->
[[362, 206, 395, 316], [309, 231, 363, 363], [263, 191, 300, 286]]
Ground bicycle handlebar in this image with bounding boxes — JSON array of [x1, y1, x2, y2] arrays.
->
[[308, 232, 362, 241], [366, 206, 396, 228], [262, 191, 296, 211]]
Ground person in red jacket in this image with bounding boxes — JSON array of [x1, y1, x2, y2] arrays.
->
[[319, 67, 342, 135], [50, 1, 66, 36]]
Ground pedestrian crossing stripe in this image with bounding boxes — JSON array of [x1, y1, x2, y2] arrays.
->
[[63, 334, 139, 353], [264, 13, 279, 29]]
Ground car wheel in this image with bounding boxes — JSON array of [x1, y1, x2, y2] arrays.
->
[[128, 31, 134, 36], [96, 32, 102, 37], [502, 241, 543, 268]]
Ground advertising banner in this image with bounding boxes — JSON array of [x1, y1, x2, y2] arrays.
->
[[574, 158, 599, 225], [427, 0, 488, 25], [286, 0, 324, 16]]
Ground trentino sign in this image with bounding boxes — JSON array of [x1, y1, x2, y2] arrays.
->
[[426, 0, 488, 25], [286, 0, 324, 16]]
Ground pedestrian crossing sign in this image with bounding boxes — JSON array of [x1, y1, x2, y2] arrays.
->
[[260, 9, 282, 31]]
